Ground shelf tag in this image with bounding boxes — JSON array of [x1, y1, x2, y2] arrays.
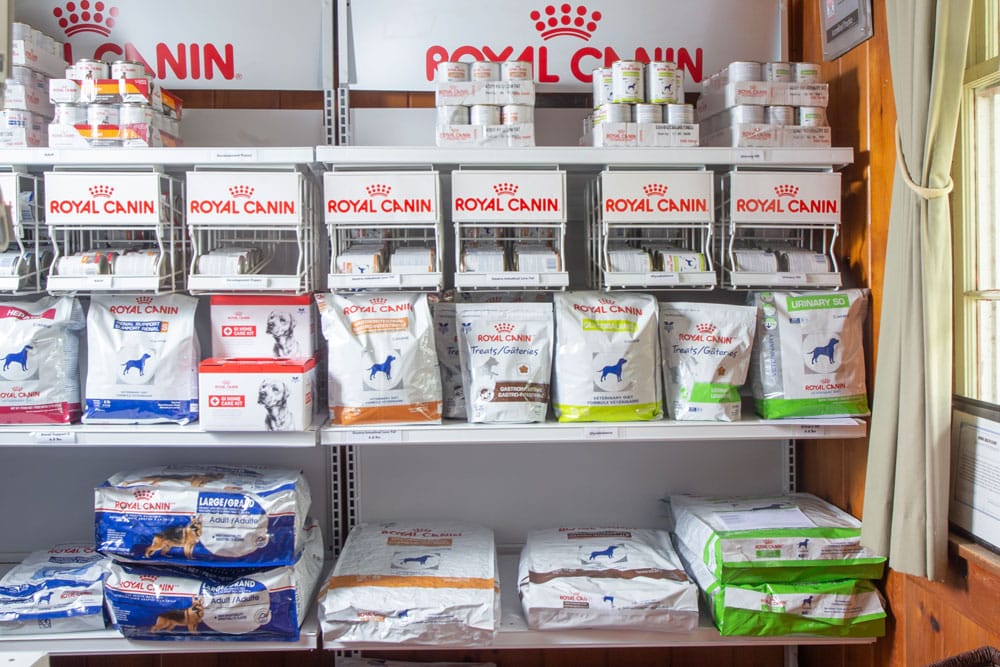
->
[[211, 150, 259, 162], [222, 276, 270, 289], [485, 272, 539, 285], [348, 273, 402, 286], [797, 424, 823, 436], [30, 430, 76, 443], [778, 273, 807, 282], [648, 272, 681, 285], [584, 426, 619, 440], [88, 275, 112, 287], [736, 149, 767, 162], [348, 429, 402, 443]]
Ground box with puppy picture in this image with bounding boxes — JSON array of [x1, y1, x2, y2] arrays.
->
[[198, 357, 318, 431], [209, 294, 317, 359]]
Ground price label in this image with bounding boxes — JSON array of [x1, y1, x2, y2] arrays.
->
[[736, 149, 767, 162], [797, 425, 823, 437], [30, 430, 76, 443], [486, 272, 538, 285], [779, 273, 807, 282], [211, 150, 259, 162], [348, 429, 402, 443], [584, 426, 619, 440], [648, 272, 681, 285], [349, 273, 401, 286], [89, 275, 112, 287], [223, 276, 270, 289]]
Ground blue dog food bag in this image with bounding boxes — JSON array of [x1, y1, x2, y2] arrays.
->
[[83, 293, 200, 424], [104, 518, 323, 641], [95, 465, 312, 568]]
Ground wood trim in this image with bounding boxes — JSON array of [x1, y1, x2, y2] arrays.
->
[[171, 90, 324, 110]]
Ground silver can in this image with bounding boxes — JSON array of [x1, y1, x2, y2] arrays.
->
[[634, 103, 663, 124], [54, 103, 87, 126], [111, 60, 147, 80], [645, 61, 679, 104], [731, 104, 765, 124], [75, 58, 109, 80], [765, 105, 795, 126], [727, 61, 762, 83], [114, 250, 161, 276], [436, 61, 470, 82], [762, 61, 794, 82], [611, 60, 644, 104], [118, 103, 153, 126], [469, 104, 500, 125], [500, 60, 533, 81], [797, 106, 829, 126], [666, 103, 694, 125], [87, 103, 119, 126], [592, 67, 613, 108], [598, 103, 632, 123], [437, 105, 470, 125], [501, 104, 533, 125], [0, 251, 23, 276], [470, 61, 500, 82], [794, 62, 822, 82]]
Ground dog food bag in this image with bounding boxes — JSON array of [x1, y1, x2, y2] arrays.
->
[[0, 296, 84, 424], [552, 291, 662, 422], [318, 520, 499, 645], [95, 465, 312, 568], [210, 294, 316, 359], [0, 542, 110, 635], [455, 302, 553, 423], [675, 538, 886, 637], [668, 493, 886, 585], [104, 518, 323, 641], [658, 302, 758, 421], [433, 301, 466, 420], [316, 292, 442, 425], [749, 290, 870, 418], [517, 527, 699, 632], [199, 357, 317, 431], [83, 293, 200, 425]]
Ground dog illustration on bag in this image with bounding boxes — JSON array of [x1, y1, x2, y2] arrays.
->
[[598, 358, 627, 382], [266, 310, 301, 358], [258, 379, 293, 431], [808, 338, 839, 364], [122, 352, 152, 376], [151, 597, 204, 633], [367, 355, 396, 381], [144, 515, 203, 558], [2, 344, 32, 372]]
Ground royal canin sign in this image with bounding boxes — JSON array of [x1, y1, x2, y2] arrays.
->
[[187, 172, 301, 225], [324, 172, 440, 223], [600, 171, 713, 223], [451, 170, 566, 223], [729, 172, 842, 224], [44, 172, 161, 225]]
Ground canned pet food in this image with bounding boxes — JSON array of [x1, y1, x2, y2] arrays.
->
[[87, 104, 118, 126], [10, 65, 33, 86], [437, 105, 470, 125], [598, 103, 632, 123], [634, 103, 663, 124], [118, 103, 153, 126], [592, 67, 613, 108], [54, 103, 87, 126], [727, 61, 762, 83], [763, 61, 794, 82], [75, 59, 109, 80], [198, 252, 248, 275], [470, 61, 500, 82], [794, 62, 822, 82], [470, 104, 500, 126], [0, 252, 24, 276], [114, 251, 162, 276], [611, 60, 645, 104], [436, 61, 470, 82], [666, 103, 694, 125], [501, 104, 533, 124], [766, 105, 795, 125], [646, 61, 679, 104], [56, 252, 114, 276], [797, 106, 829, 126], [731, 104, 765, 124], [111, 60, 147, 80], [500, 60, 533, 81]]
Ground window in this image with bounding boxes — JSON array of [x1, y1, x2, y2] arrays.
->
[[955, 1, 1000, 406]]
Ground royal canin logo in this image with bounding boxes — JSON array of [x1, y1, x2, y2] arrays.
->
[[774, 185, 800, 198], [532, 4, 602, 40], [478, 321, 531, 343], [49, 185, 155, 216], [53, 1, 118, 37], [133, 488, 154, 500], [493, 182, 519, 196], [89, 185, 113, 198], [735, 183, 838, 215], [366, 184, 391, 197], [135, 296, 153, 304], [327, 183, 433, 216], [427, 4, 703, 84], [454, 183, 560, 214], [190, 185, 296, 217], [805, 378, 848, 391], [494, 322, 515, 333], [572, 301, 643, 316], [604, 182, 708, 214], [677, 322, 733, 345], [696, 323, 716, 334]]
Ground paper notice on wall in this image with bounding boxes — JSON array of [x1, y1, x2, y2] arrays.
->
[[716, 507, 814, 531], [951, 411, 1000, 549]]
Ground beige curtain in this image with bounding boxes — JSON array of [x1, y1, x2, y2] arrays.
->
[[861, 1, 972, 580]]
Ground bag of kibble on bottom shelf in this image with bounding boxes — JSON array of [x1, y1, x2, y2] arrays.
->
[[103, 519, 323, 641]]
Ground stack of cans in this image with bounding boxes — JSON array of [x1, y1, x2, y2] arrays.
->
[[435, 60, 535, 127], [591, 60, 694, 128]]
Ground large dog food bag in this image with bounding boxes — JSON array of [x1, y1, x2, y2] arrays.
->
[[433, 301, 466, 420], [749, 290, 870, 418], [318, 520, 499, 645], [83, 293, 200, 424], [0, 542, 109, 635], [456, 301, 553, 423], [104, 518, 323, 641], [552, 291, 662, 422], [95, 465, 312, 568], [517, 527, 699, 632], [658, 302, 758, 421], [0, 296, 84, 424], [675, 538, 886, 637], [210, 294, 316, 359], [669, 493, 885, 584], [316, 292, 442, 425]]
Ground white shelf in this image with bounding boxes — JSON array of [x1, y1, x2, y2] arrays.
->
[[0, 612, 319, 655], [321, 552, 876, 651], [319, 416, 866, 445], [0, 421, 322, 447], [0, 147, 315, 167], [316, 146, 854, 170]]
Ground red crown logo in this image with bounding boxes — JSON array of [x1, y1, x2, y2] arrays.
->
[[228, 185, 254, 199], [369, 297, 388, 305], [88, 185, 113, 198], [53, 1, 119, 37], [133, 488, 154, 500], [696, 323, 717, 334], [365, 184, 391, 197], [11, 386, 21, 392], [530, 4, 602, 40], [135, 296, 153, 304], [493, 182, 519, 196], [598, 297, 615, 305], [139, 574, 158, 582], [494, 322, 515, 333], [774, 184, 799, 198], [642, 183, 668, 197]]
